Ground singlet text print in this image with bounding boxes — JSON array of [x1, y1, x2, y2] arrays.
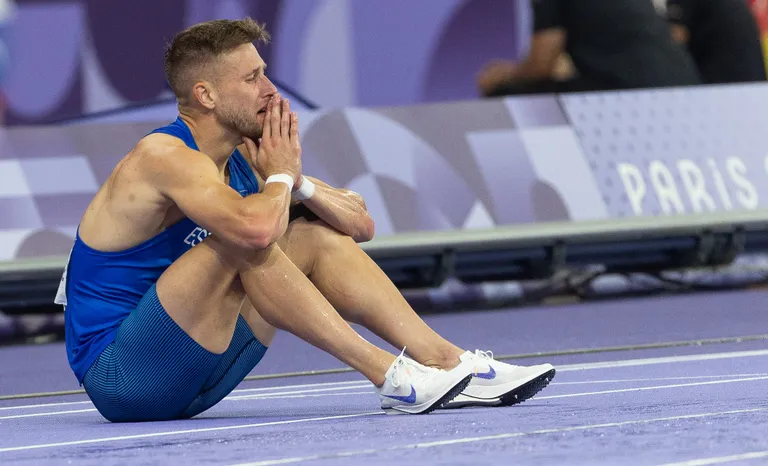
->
[[184, 227, 211, 247]]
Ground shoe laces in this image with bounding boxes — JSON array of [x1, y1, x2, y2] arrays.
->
[[474, 349, 495, 361], [474, 349, 521, 369], [390, 347, 431, 388]]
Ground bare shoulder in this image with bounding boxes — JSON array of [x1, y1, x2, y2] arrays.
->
[[131, 133, 218, 186], [133, 133, 198, 168], [78, 134, 204, 250]]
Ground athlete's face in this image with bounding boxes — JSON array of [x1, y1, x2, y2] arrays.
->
[[214, 43, 277, 140]]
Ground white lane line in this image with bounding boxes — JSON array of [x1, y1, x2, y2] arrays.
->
[[232, 380, 367, 394], [5, 374, 768, 422], [0, 409, 98, 420], [0, 381, 371, 412], [0, 393, 378, 421], [0, 391, 376, 421], [5, 374, 765, 412], [0, 412, 382, 453], [0, 386, 375, 417], [4, 348, 768, 413], [659, 451, 768, 466], [231, 408, 768, 466], [538, 376, 768, 400], [239, 391, 374, 401], [240, 375, 768, 403], [234, 374, 768, 397], [552, 374, 768, 385], [228, 384, 371, 400], [557, 349, 768, 372], [0, 401, 94, 412]]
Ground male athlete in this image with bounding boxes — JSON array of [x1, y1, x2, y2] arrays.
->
[[55, 18, 555, 422]]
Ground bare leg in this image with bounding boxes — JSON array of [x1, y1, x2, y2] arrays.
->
[[278, 218, 465, 369], [237, 294, 277, 347], [155, 235, 395, 386]]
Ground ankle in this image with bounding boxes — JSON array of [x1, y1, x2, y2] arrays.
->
[[422, 347, 465, 371], [372, 353, 396, 387]]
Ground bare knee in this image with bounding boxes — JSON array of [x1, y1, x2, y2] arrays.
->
[[307, 220, 354, 250], [196, 231, 278, 274], [278, 218, 355, 275]]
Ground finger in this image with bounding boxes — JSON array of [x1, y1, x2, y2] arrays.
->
[[281, 99, 290, 139], [242, 136, 255, 153], [272, 96, 283, 138], [290, 112, 299, 143], [263, 97, 274, 138]]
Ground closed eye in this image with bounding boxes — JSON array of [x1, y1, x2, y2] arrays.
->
[[246, 64, 267, 82]]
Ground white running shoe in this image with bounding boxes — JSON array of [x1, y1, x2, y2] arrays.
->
[[441, 350, 555, 409], [376, 349, 474, 414]]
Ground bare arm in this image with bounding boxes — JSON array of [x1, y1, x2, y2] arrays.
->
[[147, 143, 292, 250], [520, 0, 568, 80], [298, 176, 375, 243], [238, 158, 375, 243], [149, 96, 301, 250], [516, 29, 568, 80], [236, 101, 374, 243], [477, 29, 567, 95], [478, 0, 568, 95]]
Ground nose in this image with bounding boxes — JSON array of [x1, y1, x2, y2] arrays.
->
[[262, 76, 278, 98]]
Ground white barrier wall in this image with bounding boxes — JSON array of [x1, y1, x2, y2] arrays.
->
[[3, 84, 768, 261]]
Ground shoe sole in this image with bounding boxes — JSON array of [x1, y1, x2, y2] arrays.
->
[[498, 368, 556, 406], [441, 367, 556, 410], [440, 395, 501, 409], [383, 374, 473, 415]]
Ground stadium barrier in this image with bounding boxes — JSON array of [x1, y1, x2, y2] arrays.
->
[[3, 83, 768, 311]]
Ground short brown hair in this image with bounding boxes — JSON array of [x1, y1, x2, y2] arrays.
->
[[164, 18, 271, 99]]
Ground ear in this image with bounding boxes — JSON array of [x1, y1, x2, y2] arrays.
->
[[193, 81, 216, 110]]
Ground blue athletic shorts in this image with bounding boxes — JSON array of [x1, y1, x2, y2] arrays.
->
[[82, 283, 268, 422]]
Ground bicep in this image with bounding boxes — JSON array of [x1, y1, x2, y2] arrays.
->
[[151, 149, 255, 247]]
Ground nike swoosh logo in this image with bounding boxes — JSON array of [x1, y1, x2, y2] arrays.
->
[[474, 366, 496, 380], [382, 386, 417, 403]]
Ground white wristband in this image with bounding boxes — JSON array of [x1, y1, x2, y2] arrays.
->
[[292, 176, 316, 201], [265, 174, 294, 192]]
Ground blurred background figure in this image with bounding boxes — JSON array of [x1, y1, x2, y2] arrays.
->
[[477, 0, 701, 97], [747, 0, 768, 73], [0, 0, 15, 126], [665, 0, 767, 84]]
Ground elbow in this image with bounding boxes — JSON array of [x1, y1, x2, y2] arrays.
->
[[239, 218, 283, 250], [346, 190, 375, 242], [238, 226, 273, 251], [235, 199, 289, 250], [250, 233, 275, 251]]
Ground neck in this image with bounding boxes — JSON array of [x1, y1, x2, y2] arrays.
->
[[178, 109, 239, 171]]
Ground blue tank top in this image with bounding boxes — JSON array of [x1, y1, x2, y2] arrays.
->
[[57, 117, 259, 383]]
